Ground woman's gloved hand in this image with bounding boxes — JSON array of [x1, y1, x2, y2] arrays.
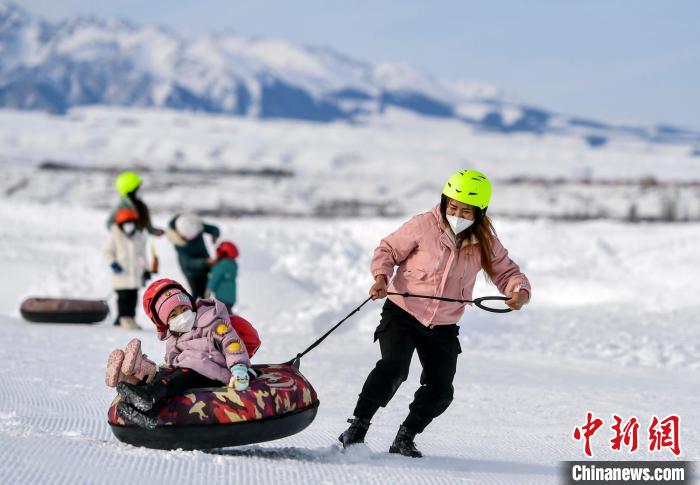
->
[[111, 261, 123, 274], [229, 364, 250, 391]]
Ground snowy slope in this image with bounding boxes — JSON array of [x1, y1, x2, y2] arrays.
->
[[0, 201, 698, 484]]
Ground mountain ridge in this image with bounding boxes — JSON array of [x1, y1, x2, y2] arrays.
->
[[1, 1, 698, 146]]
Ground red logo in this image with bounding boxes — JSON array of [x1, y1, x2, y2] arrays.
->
[[573, 413, 681, 457]]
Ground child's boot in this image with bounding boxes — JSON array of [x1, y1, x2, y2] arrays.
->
[[116, 401, 157, 430], [105, 349, 141, 387], [121, 339, 157, 384], [119, 317, 142, 330], [106, 349, 125, 387]]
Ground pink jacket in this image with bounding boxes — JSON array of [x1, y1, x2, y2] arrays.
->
[[371, 205, 531, 326], [158, 298, 251, 384]]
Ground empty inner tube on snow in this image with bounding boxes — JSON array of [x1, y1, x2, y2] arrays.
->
[[20, 297, 109, 324], [108, 364, 319, 450]]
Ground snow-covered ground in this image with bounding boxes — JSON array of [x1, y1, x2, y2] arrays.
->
[[0, 200, 698, 484], [2, 107, 700, 221]]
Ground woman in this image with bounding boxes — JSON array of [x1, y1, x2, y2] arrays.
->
[[339, 170, 531, 458]]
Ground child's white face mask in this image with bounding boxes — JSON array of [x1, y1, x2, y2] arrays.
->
[[169, 310, 196, 333], [122, 222, 137, 236], [446, 214, 474, 234]]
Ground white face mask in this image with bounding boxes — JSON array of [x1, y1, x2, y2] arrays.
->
[[446, 214, 474, 234], [168, 310, 196, 333], [121, 222, 137, 235]]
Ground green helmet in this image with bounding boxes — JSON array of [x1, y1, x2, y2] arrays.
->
[[442, 170, 491, 209], [115, 171, 142, 196]]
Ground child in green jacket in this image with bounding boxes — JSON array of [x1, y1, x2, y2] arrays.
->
[[165, 213, 220, 298], [206, 241, 239, 313]]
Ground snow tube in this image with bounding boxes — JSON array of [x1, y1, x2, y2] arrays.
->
[[108, 364, 319, 450], [20, 297, 109, 324]]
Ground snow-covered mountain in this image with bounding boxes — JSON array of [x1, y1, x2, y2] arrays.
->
[[1, 1, 698, 146], [0, 2, 497, 119]]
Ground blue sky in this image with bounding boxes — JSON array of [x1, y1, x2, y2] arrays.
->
[[15, 0, 700, 129]]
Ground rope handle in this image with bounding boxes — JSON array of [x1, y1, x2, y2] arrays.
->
[[284, 296, 373, 368], [387, 292, 513, 314]]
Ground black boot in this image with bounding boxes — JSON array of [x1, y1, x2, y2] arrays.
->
[[116, 401, 158, 430], [389, 425, 423, 458], [338, 417, 371, 448], [116, 381, 158, 412]]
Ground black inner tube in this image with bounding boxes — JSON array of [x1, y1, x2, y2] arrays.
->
[[110, 401, 320, 450]]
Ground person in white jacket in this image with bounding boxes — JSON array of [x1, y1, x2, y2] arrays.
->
[[104, 208, 152, 330]]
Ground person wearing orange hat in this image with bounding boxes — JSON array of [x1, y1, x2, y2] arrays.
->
[[104, 207, 153, 330]]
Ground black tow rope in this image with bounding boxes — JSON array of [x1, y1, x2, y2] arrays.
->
[[284, 292, 511, 369], [284, 297, 373, 369]]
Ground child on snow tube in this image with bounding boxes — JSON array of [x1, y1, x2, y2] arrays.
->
[[112, 278, 256, 429]]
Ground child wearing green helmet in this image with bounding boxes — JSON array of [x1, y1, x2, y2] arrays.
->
[[339, 169, 531, 458], [106, 171, 164, 237]]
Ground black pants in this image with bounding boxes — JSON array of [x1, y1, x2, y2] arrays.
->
[[148, 367, 221, 410], [185, 273, 209, 299], [354, 299, 461, 434], [115, 289, 138, 325]]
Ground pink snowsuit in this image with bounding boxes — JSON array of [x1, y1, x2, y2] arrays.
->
[[158, 298, 251, 384], [371, 204, 531, 326]]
